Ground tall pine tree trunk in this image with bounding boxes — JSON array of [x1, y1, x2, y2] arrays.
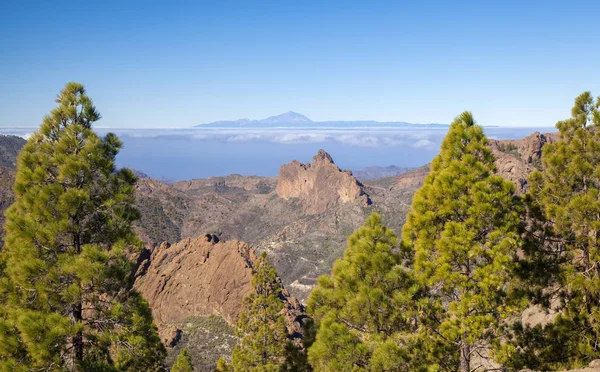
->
[[73, 303, 83, 371], [460, 340, 470, 372]]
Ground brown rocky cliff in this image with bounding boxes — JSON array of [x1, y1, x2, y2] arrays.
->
[[392, 165, 429, 190], [276, 149, 371, 214], [489, 132, 557, 193], [391, 132, 558, 194], [134, 234, 308, 345], [134, 234, 256, 327]]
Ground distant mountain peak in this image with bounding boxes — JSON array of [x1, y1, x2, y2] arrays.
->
[[261, 111, 312, 124], [196, 112, 448, 128]]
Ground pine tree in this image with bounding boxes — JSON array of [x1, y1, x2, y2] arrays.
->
[[231, 252, 291, 371], [0, 82, 165, 370], [401, 112, 523, 371], [216, 357, 233, 372], [307, 213, 426, 371], [171, 348, 193, 372], [507, 92, 600, 369]]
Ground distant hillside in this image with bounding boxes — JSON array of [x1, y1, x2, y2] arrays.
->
[[0, 135, 26, 168], [0, 135, 26, 247], [353, 165, 412, 180], [196, 111, 447, 128]]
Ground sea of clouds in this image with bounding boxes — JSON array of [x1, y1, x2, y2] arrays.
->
[[0, 126, 554, 180]]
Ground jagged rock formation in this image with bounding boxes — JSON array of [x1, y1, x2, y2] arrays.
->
[[134, 234, 256, 329], [490, 132, 557, 193], [389, 132, 557, 194], [134, 234, 308, 342], [276, 149, 371, 214], [132, 139, 559, 301]]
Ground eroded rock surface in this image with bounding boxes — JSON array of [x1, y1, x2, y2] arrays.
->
[[276, 149, 371, 214], [134, 234, 308, 346], [135, 234, 256, 329], [490, 132, 557, 193]]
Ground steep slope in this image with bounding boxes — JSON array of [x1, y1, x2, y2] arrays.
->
[[0, 135, 26, 168], [389, 132, 557, 194], [134, 234, 308, 370], [133, 135, 556, 301], [276, 149, 371, 214], [353, 165, 412, 180], [0, 136, 26, 246], [489, 131, 557, 193], [133, 150, 423, 300]]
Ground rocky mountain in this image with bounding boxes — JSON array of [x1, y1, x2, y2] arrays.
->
[[276, 149, 371, 214], [132, 132, 557, 303], [197, 111, 312, 127], [0, 135, 26, 168], [134, 234, 308, 370], [196, 112, 447, 128], [0, 129, 573, 370], [489, 131, 557, 193], [261, 111, 312, 124], [352, 165, 412, 180], [0, 132, 558, 296]]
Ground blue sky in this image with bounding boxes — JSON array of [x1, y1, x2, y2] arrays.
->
[[1, 0, 599, 128]]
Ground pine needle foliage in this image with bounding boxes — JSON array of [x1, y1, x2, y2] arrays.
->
[[231, 252, 291, 372], [507, 92, 600, 369], [307, 213, 427, 371], [0, 82, 165, 371], [171, 348, 193, 372], [402, 112, 523, 371]]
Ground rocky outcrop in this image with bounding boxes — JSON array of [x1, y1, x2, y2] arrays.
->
[[173, 174, 277, 194], [490, 132, 557, 193], [389, 132, 557, 194], [134, 235, 255, 330], [276, 149, 371, 214], [353, 165, 411, 180], [134, 234, 308, 346], [391, 165, 429, 190]]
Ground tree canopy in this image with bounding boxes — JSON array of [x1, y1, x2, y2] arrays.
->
[[231, 252, 291, 372], [0, 82, 165, 371], [171, 348, 193, 372], [307, 213, 426, 371], [508, 92, 600, 369], [402, 112, 523, 371]]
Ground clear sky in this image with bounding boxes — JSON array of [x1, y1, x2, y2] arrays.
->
[[1, 0, 599, 128]]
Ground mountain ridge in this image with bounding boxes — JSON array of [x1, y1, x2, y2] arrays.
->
[[196, 112, 447, 128]]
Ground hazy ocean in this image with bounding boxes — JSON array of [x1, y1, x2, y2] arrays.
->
[[0, 126, 555, 181]]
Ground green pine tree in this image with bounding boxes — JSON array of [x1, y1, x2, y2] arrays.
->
[[401, 112, 523, 371], [216, 357, 233, 372], [307, 213, 426, 371], [507, 92, 600, 369], [171, 348, 193, 372], [231, 252, 291, 372], [0, 82, 165, 371]]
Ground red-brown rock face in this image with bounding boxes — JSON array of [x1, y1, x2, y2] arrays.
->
[[276, 149, 371, 214], [489, 132, 557, 193], [134, 234, 309, 346], [135, 235, 257, 327], [390, 132, 558, 194]]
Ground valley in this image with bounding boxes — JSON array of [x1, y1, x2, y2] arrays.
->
[[0, 130, 560, 370]]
